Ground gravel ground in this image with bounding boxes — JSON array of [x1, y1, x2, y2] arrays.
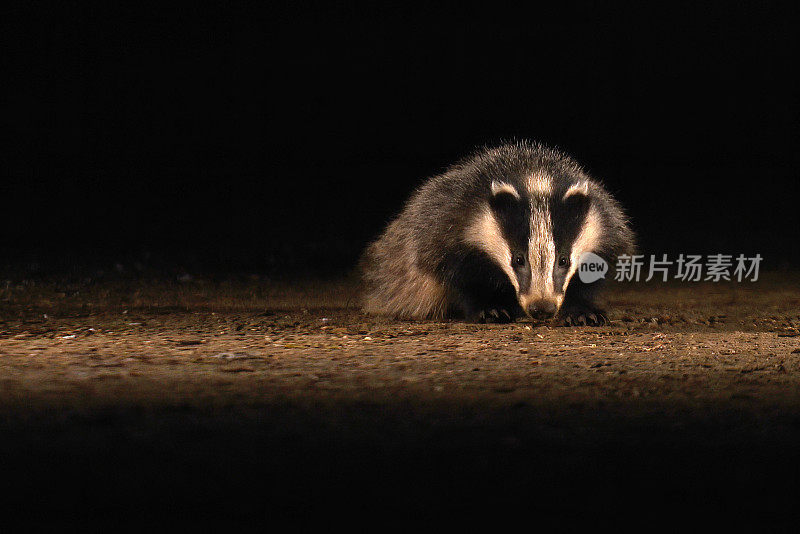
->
[[1, 275, 800, 526]]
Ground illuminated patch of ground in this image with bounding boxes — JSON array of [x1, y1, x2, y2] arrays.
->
[[1, 275, 799, 524]]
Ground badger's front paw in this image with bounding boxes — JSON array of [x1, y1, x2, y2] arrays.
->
[[559, 303, 607, 326], [476, 308, 513, 324]]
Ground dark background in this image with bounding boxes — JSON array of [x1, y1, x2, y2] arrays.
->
[[4, 2, 799, 276]]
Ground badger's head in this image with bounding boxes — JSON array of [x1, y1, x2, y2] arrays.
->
[[465, 176, 601, 320]]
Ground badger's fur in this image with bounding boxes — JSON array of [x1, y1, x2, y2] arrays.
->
[[360, 141, 635, 325]]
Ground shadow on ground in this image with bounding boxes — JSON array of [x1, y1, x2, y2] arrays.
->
[[1, 274, 800, 526]]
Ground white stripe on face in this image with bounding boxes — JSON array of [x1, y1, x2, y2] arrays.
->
[[518, 201, 557, 311], [526, 172, 553, 196], [463, 206, 519, 293], [562, 206, 602, 293], [518, 172, 557, 312]]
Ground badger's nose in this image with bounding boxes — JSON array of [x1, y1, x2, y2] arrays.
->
[[528, 300, 557, 320]]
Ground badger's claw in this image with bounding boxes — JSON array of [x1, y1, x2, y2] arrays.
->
[[560, 304, 607, 327], [477, 308, 513, 324]]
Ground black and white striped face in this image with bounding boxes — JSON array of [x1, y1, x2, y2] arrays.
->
[[466, 176, 601, 319]]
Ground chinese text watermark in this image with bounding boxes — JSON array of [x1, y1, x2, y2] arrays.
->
[[578, 253, 763, 283]]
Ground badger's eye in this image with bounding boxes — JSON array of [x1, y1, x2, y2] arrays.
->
[[514, 254, 525, 267], [558, 256, 568, 267]]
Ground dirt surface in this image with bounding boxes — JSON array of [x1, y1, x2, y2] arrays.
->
[[2, 275, 800, 525]]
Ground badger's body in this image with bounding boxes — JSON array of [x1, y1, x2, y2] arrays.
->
[[360, 141, 635, 325]]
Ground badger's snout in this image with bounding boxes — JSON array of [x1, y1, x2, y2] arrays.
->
[[527, 299, 558, 320]]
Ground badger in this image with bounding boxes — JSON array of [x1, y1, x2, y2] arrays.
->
[[360, 141, 635, 325]]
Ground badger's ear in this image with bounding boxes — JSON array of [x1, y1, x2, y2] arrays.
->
[[491, 181, 520, 199], [563, 182, 589, 200], [562, 182, 591, 220], [490, 181, 521, 211]]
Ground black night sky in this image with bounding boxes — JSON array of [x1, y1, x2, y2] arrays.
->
[[4, 3, 799, 274]]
